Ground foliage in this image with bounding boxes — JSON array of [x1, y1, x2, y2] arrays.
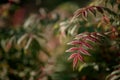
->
[[0, 13, 49, 80], [0, 0, 120, 80], [65, 0, 120, 80]]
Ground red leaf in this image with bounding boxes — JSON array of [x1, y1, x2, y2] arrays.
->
[[86, 35, 98, 42], [66, 47, 79, 52], [92, 32, 104, 38], [74, 9, 83, 18], [68, 53, 84, 61], [68, 53, 77, 60], [68, 53, 84, 68], [73, 57, 78, 68], [67, 40, 82, 45], [88, 7, 96, 16], [82, 11, 87, 18], [82, 41, 93, 49], [75, 32, 89, 39], [88, 7, 94, 12], [67, 32, 105, 68], [77, 53, 84, 62], [79, 47, 91, 56]]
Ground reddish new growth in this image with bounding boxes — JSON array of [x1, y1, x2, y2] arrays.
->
[[66, 32, 104, 68], [72, 6, 104, 20]]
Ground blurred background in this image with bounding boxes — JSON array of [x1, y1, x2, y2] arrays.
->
[[0, 0, 120, 80]]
